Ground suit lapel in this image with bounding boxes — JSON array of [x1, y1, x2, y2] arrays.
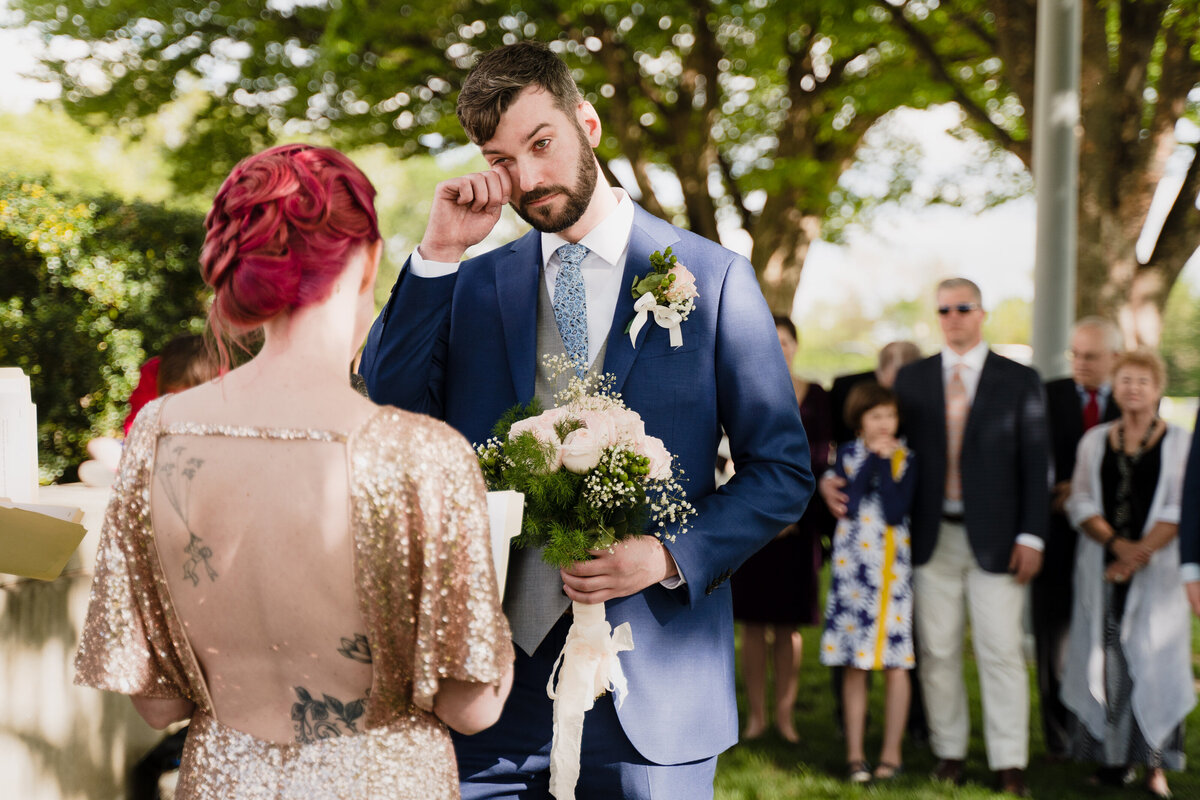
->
[[495, 230, 541, 402], [602, 206, 679, 394], [929, 354, 947, 453]]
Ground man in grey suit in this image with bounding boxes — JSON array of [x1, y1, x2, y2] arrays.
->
[[892, 278, 1048, 796]]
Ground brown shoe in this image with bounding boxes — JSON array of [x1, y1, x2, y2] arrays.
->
[[932, 758, 965, 784], [996, 767, 1029, 797]]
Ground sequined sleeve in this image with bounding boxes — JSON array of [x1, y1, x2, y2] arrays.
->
[[408, 419, 513, 712], [353, 411, 513, 722], [74, 398, 191, 699]]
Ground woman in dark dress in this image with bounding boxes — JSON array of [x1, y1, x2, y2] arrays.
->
[[1063, 350, 1194, 799], [732, 316, 834, 742]]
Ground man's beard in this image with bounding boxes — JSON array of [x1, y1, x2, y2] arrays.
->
[[512, 124, 598, 234]]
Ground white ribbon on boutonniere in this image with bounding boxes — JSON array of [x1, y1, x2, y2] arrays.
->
[[628, 293, 684, 348], [625, 247, 698, 350]]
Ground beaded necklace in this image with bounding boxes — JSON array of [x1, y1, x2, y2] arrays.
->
[[1111, 418, 1159, 538]]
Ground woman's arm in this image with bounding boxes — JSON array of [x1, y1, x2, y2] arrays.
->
[[131, 696, 195, 730], [434, 666, 514, 735]]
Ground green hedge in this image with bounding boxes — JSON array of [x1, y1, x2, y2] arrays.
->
[[0, 173, 209, 482]]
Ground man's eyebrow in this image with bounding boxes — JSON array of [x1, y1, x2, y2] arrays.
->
[[481, 122, 553, 155]]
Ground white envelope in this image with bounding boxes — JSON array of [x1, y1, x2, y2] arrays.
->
[[486, 490, 524, 599]]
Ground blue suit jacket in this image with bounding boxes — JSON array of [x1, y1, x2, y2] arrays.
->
[[359, 204, 812, 764], [1179, 407, 1200, 569]]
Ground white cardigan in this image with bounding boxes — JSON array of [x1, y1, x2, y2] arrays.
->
[[1062, 422, 1195, 749]]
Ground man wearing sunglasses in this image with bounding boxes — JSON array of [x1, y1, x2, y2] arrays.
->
[[892, 277, 1050, 797]]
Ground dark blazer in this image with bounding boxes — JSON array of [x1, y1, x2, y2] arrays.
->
[[358, 203, 812, 763], [893, 351, 1050, 573], [1179, 407, 1200, 568], [1044, 378, 1120, 485], [829, 369, 876, 446], [1041, 378, 1120, 586]]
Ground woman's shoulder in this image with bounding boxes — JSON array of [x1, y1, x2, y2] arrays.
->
[[356, 406, 477, 467]]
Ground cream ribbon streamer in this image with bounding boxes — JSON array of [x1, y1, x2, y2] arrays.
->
[[628, 293, 684, 348], [546, 600, 635, 800]]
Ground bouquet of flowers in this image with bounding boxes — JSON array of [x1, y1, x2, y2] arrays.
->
[[476, 355, 694, 800], [476, 355, 693, 568]]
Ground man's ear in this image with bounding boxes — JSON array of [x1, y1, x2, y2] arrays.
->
[[360, 239, 382, 293], [577, 100, 603, 147]]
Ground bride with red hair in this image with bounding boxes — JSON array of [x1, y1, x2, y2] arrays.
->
[[74, 144, 513, 798]]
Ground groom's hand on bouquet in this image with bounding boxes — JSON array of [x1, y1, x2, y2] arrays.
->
[[561, 535, 678, 604], [418, 165, 512, 263]]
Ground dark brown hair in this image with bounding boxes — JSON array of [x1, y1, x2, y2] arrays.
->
[[773, 314, 797, 342], [844, 381, 898, 433], [456, 41, 582, 144], [157, 334, 220, 394]]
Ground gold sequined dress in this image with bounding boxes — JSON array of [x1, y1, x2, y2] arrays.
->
[[74, 399, 513, 799]]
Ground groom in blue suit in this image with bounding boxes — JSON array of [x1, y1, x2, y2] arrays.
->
[[360, 42, 812, 799]]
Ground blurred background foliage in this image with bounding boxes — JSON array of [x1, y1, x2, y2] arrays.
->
[[0, 164, 207, 482]]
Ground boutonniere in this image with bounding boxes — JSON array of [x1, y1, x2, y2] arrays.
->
[[626, 247, 698, 348]]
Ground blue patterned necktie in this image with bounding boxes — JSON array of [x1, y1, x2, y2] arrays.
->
[[553, 243, 590, 378]]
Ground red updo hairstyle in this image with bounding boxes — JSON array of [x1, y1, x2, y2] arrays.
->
[[200, 143, 380, 362]]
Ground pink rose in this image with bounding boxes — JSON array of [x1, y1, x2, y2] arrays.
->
[[508, 411, 564, 471], [560, 427, 605, 474], [610, 407, 646, 444], [641, 435, 673, 480], [577, 409, 617, 448], [664, 264, 698, 303]]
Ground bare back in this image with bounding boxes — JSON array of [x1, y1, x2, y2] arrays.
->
[[150, 384, 378, 744]]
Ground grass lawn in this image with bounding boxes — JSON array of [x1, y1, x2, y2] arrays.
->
[[715, 572, 1200, 799]]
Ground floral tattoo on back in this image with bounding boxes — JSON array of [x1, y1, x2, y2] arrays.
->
[[156, 444, 218, 586]]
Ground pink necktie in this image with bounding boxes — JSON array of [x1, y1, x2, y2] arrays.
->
[[945, 364, 968, 501]]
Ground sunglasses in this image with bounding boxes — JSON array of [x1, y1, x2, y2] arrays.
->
[[937, 303, 980, 316]]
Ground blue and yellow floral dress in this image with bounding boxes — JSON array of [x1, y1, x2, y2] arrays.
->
[[819, 440, 916, 671]]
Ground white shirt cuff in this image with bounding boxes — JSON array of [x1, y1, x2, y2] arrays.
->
[[659, 550, 686, 589], [1180, 563, 1200, 584], [1015, 533, 1044, 552], [409, 248, 460, 278]]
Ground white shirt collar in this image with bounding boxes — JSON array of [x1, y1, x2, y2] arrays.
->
[[540, 188, 634, 268], [941, 340, 989, 373]]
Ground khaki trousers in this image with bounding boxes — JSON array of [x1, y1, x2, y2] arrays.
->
[[913, 521, 1029, 770]]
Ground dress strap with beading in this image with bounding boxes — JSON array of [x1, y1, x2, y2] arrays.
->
[[159, 422, 349, 443]]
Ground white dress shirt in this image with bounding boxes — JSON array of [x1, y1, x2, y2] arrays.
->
[[940, 341, 1043, 552]]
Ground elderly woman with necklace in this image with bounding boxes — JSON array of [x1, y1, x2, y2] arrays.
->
[[1062, 349, 1194, 799]]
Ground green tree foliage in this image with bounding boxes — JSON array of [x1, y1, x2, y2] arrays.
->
[[884, 0, 1200, 347], [10, 0, 1027, 313], [1162, 278, 1200, 397], [0, 173, 208, 481]]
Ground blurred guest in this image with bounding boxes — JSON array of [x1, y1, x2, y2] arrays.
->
[[826, 339, 924, 744], [74, 144, 513, 796], [820, 382, 916, 783], [156, 334, 220, 395], [122, 334, 221, 435], [1180, 407, 1200, 616], [1036, 317, 1122, 761], [732, 315, 833, 743], [124, 357, 161, 435], [830, 341, 922, 446], [823, 278, 1049, 796], [1063, 350, 1194, 799]]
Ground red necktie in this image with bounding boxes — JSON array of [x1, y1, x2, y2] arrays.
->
[[1082, 388, 1100, 430]]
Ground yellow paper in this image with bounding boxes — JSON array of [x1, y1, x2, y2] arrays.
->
[[486, 490, 524, 599], [0, 504, 87, 581]]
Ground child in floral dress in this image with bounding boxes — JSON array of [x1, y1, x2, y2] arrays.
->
[[819, 381, 916, 783]]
